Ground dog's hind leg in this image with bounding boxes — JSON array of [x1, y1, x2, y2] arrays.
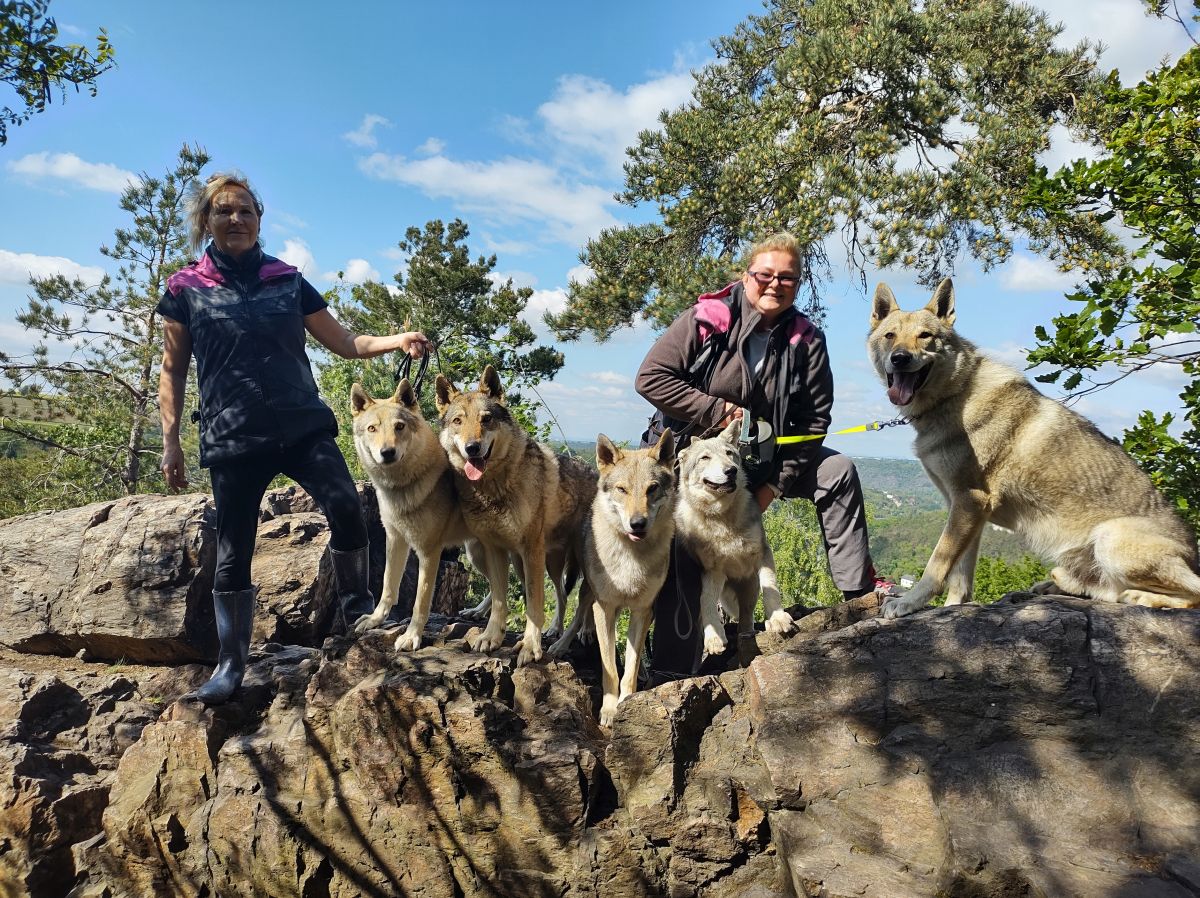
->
[[459, 539, 494, 621], [759, 543, 797, 635], [354, 525, 409, 634], [546, 579, 592, 659], [1096, 519, 1200, 608], [1117, 558, 1200, 609], [944, 528, 982, 606], [515, 536, 548, 666], [542, 545, 568, 640], [466, 546, 510, 654], [395, 546, 439, 652]]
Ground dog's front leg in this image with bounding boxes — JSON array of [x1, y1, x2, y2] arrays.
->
[[354, 525, 409, 634], [460, 541, 500, 621], [395, 546, 438, 652], [592, 589, 620, 727], [467, 545, 510, 653], [546, 582, 592, 659], [884, 496, 987, 618], [943, 527, 982, 606], [516, 535, 547, 666], [759, 542, 797, 635], [619, 605, 653, 706], [699, 569, 730, 655]]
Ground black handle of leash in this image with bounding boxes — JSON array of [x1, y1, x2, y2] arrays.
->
[[393, 350, 431, 395]]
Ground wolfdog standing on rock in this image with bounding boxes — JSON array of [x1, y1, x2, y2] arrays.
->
[[349, 379, 494, 652], [869, 278, 1200, 617], [546, 430, 677, 726], [675, 419, 798, 658], [435, 366, 598, 665]]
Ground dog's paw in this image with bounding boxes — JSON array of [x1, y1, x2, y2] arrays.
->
[[466, 628, 504, 654], [764, 608, 797, 635], [881, 593, 927, 619], [515, 638, 544, 667], [598, 698, 618, 728], [353, 611, 387, 634], [393, 628, 422, 653], [542, 622, 564, 641], [544, 633, 572, 660], [1030, 579, 1058, 596], [702, 630, 728, 656]]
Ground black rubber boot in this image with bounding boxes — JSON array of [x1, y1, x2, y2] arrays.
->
[[190, 587, 256, 706], [329, 545, 377, 634]]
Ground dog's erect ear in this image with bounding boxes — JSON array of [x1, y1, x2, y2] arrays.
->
[[870, 283, 899, 330], [596, 433, 620, 470], [652, 428, 675, 466], [480, 365, 504, 401], [434, 374, 458, 414], [720, 417, 742, 444], [393, 378, 418, 410], [350, 383, 373, 416], [925, 278, 955, 326]]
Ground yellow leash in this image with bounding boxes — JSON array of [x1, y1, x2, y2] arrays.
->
[[774, 416, 909, 444]]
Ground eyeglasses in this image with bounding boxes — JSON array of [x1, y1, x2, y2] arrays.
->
[[747, 270, 800, 288]]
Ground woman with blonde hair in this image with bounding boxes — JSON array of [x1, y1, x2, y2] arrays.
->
[[636, 233, 884, 681], [158, 171, 429, 705]]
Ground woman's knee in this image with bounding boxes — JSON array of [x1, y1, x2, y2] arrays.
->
[[818, 451, 859, 492]]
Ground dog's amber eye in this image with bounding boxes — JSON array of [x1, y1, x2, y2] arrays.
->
[[481, 413, 492, 424], [394, 422, 404, 432], [615, 485, 628, 495], [646, 483, 658, 495], [367, 425, 377, 433], [919, 331, 933, 339], [453, 417, 462, 425], [884, 331, 895, 340]]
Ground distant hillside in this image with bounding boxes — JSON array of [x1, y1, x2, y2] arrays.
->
[[852, 456, 944, 519]]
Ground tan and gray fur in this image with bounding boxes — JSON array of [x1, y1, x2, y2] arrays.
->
[[676, 419, 798, 656], [435, 365, 598, 665], [869, 278, 1200, 617], [349, 379, 495, 652], [546, 431, 677, 726]]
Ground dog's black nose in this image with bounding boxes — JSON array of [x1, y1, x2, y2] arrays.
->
[[629, 516, 647, 534], [724, 465, 738, 481], [465, 441, 482, 458], [379, 447, 397, 463], [891, 349, 913, 368]]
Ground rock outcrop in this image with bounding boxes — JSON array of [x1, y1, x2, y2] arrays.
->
[[1, 494, 1198, 898]]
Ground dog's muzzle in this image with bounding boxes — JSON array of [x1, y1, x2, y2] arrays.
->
[[886, 352, 931, 406]]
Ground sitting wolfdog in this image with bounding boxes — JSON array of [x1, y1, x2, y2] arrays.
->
[[546, 430, 677, 726], [435, 366, 598, 665], [869, 278, 1200, 616], [349, 380, 495, 651], [675, 419, 798, 657]]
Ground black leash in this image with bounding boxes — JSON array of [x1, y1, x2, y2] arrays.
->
[[393, 348, 431, 394]]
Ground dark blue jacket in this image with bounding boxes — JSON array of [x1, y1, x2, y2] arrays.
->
[[158, 246, 336, 467]]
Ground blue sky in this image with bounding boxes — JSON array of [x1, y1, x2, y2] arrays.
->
[[0, 1, 1191, 458]]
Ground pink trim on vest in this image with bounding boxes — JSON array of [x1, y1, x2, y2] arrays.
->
[[166, 254, 299, 294], [259, 259, 298, 280], [694, 282, 815, 345]]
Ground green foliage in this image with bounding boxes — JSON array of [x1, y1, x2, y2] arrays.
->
[[0, 0, 115, 145], [763, 499, 845, 606], [1025, 35, 1200, 532], [316, 219, 566, 472], [549, 0, 1112, 339], [0, 144, 209, 510], [971, 555, 1049, 604]]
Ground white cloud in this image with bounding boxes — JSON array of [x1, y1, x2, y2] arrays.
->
[[269, 211, 308, 233], [567, 264, 594, 286], [489, 270, 538, 290], [999, 254, 1080, 293], [0, 249, 106, 285], [324, 258, 380, 285], [277, 239, 318, 277], [359, 152, 619, 244], [417, 137, 446, 156], [7, 152, 135, 193], [523, 287, 568, 324], [586, 370, 632, 386], [343, 114, 392, 149], [537, 71, 695, 174], [481, 234, 537, 256]]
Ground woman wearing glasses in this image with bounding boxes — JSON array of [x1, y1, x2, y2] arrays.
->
[[635, 232, 880, 681]]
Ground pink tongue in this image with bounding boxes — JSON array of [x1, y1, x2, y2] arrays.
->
[[464, 459, 485, 481], [888, 371, 919, 406]]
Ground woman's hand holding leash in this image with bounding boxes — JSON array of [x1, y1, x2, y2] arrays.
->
[[398, 331, 432, 359]]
